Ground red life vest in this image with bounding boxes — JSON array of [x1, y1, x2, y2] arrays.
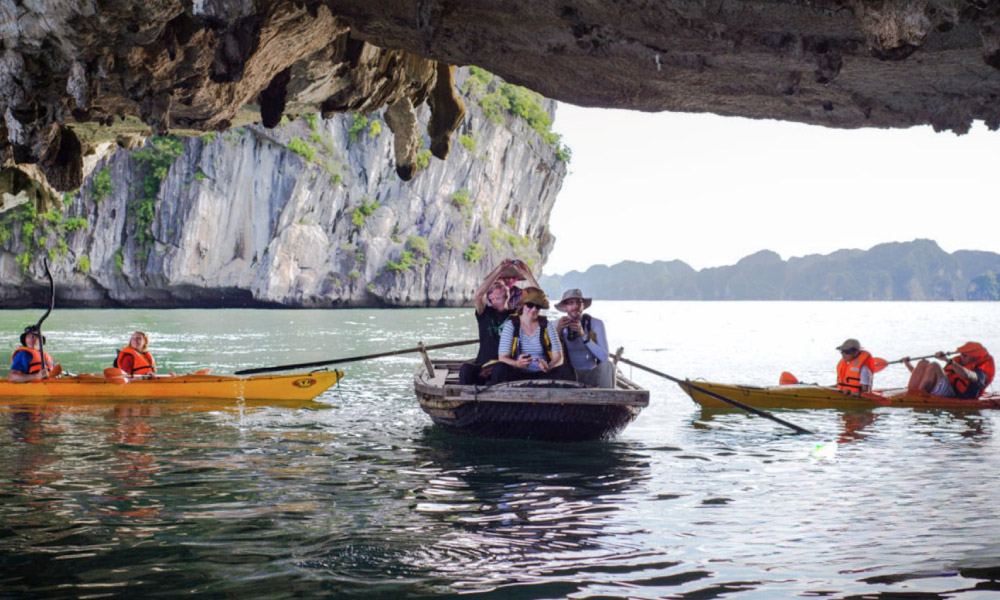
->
[[837, 350, 875, 393], [945, 352, 995, 398], [11, 347, 54, 374], [114, 347, 156, 375]]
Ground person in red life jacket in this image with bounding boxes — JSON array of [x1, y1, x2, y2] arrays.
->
[[10, 325, 58, 383], [114, 331, 160, 378], [835, 338, 875, 394], [903, 342, 995, 399]]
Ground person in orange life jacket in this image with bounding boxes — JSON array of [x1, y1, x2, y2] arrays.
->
[[490, 287, 575, 384], [459, 260, 515, 385], [555, 288, 614, 388], [835, 338, 875, 394], [902, 342, 995, 399], [10, 325, 58, 383], [114, 331, 173, 378]]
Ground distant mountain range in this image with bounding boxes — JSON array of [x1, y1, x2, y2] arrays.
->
[[539, 240, 1000, 301]]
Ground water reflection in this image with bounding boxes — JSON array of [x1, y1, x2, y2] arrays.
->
[[404, 431, 653, 594]]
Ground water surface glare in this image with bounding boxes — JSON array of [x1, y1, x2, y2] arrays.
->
[[1, 303, 999, 598]]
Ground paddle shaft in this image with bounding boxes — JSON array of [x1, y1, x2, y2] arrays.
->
[[881, 352, 948, 366], [617, 356, 813, 435], [234, 338, 479, 375], [35, 259, 54, 375]]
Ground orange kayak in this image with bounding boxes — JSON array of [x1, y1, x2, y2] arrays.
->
[[0, 370, 343, 402], [679, 380, 1000, 411]]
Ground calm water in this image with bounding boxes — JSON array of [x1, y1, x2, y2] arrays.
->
[[2, 302, 1000, 599]]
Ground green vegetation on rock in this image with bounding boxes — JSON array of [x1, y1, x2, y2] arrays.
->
[[132, 136, 184, 260]]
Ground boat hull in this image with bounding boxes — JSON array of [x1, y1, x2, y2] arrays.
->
[[0, 370, 343, 402], [415, 360, 649, 442], [679, 380, 1000, 411]]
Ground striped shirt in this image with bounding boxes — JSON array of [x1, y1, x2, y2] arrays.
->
[[498, 319, 562, 372]]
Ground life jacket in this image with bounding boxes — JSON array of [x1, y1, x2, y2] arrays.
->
[[11, 347, 54, 374], [508, 315, 553, 361], [837, 350, 874, 393], [114, 347, 156, 375], [945, 352, 995, 398]]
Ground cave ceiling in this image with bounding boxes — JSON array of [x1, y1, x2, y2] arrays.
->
[[2, 0, 999, 198]]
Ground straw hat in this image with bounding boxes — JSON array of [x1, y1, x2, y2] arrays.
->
[[518, 287, 550, 310], [555, 288, 592, 311]]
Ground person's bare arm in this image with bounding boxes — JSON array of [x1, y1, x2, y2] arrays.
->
[[475, 260, 511, 314]]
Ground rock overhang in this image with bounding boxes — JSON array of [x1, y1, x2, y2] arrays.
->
[[2, 0, 999, 198]]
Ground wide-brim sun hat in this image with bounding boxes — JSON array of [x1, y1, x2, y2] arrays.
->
[[20, 325, 46, 346], [518, 287, 550, 310], [836, 338, 861, 352], [555, 288, 592, 312]]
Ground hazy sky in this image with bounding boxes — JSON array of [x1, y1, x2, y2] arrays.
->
[[542, 104, 997, 276]]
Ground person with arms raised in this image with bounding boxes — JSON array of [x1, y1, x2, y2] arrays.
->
[[459, 260, 516, 385]]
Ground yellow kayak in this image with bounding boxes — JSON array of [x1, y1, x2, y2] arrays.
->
[[0, 370, 343, 402], [679, 380, 1000, 411]]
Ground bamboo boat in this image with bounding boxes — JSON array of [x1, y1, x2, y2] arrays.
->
[[414, 359, 650, 441], [0, 370, 344, 402], [679, 380, 1000, 411]]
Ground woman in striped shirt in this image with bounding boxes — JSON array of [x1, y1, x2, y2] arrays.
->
[[489, 287, 576, 384]]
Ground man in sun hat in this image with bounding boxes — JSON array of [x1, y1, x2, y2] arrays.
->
[[556, 288, 613, 388], [835, 338, 875, 394], [903, 342, 995, 398]]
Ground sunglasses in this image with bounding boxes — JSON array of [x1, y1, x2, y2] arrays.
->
[[840, 349, 858, 354], [523, 302, 542, 310]]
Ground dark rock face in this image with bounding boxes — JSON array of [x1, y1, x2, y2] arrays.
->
[[2, 0, 1000, 198]]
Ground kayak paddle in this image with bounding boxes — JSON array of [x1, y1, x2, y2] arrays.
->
[[104, 367, 129, 385]]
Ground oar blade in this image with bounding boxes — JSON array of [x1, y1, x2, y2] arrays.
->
[[872, 357, 889, 372], [103, 367, 129, 385], [779, 371, 799, 385]]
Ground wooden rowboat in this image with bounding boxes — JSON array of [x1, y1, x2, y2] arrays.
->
[[414, 359, 649, 441], [679, 380, 1000, 411], [0, 370, 344, 402]]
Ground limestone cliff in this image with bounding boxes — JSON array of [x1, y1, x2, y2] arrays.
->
[[0, 70, 567, 307]]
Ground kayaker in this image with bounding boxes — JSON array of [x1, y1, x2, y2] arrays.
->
[[555, 288, 613, 388], [114, 331, 171, 378], [903, 342, 995, 398], [9, 325, 58, 383], [835, 338, 875, 394], [459, 261, 515, 385], [491, 287, 575, 384]]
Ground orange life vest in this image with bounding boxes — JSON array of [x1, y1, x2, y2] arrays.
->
[[114, 347, 156, 375], [11, 347, 54, 374], [945, 352, 995, 398], [837, 350, 874, 393]]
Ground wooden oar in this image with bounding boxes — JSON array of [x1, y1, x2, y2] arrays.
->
[[617, 356, 813, 435], [233, 339, 479, 375]]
